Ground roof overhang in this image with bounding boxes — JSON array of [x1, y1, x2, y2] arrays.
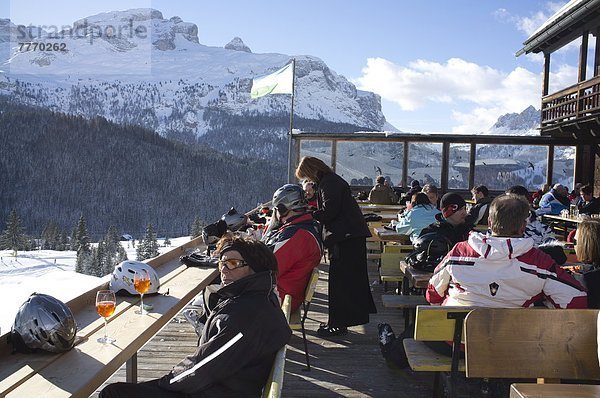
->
[[516, 0, 600, 56]]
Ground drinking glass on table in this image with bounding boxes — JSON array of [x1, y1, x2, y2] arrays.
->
[[96, 290, 116, 344], [134, 269, 151, 315]]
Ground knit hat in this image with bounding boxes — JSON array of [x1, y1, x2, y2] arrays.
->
[[440, 193, 466, 219], [219, 241, 269, 273], [411, 180, 421, 188]]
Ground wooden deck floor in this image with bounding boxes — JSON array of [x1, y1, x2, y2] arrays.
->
[[95, 260, 434, 397]]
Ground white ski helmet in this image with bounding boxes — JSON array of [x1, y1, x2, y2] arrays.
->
[[11, 293, 77, 353], [109, 260, 160, 295]]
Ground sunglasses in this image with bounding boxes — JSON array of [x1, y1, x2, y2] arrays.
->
[[218, 258, 248, 271]]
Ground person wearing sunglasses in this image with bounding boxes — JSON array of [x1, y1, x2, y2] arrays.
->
[[101, 235, 291, 398]]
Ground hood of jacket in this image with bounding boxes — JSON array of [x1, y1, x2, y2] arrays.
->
[[467, 232, 534, 260]]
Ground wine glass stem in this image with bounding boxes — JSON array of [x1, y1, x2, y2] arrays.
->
[[140, 294, 144, 314], [103, 317, 108, 340]]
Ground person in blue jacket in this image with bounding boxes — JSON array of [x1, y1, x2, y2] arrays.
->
[[395, 192, 441, 243], [536, 183, 570, 215]]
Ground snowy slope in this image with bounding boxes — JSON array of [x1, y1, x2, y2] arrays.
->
[[0, 237, 191, 335]]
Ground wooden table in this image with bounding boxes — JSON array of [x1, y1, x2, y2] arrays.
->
[[0, 240, 219, 398], [541, 214, 584, 240], [373, 226, 406, 242], [376, 212, 400, 222], [359, 203, 405, 213], [399, 261, 432, 293], [510, 383, 600, 398]]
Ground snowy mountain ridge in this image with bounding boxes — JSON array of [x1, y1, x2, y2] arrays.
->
[[0, 8, 387, 157]]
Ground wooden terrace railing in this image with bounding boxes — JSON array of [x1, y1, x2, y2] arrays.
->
[[542, 75, 600, 127]]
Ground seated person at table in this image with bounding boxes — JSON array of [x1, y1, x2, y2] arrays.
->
[[263, 184, 323, 312], [368, 175, 398, 205], [464, 185, 492, 227], [419, 192, 471, 246], [506, 185, 555, 246], [536, 183, 570, 216], [571, 220, 600, 308], [395, 192, 440, 244], [400, 179, 421, 204], [100, 235, 292, 398], [577, 184, 600, 215], [426, 194, 587, 309], [421, 183, 439, 208]]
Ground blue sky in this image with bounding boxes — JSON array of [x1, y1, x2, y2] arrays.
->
[[3, 0, 583, 133]]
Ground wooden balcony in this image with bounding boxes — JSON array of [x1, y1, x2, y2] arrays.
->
[[541, 75, 600, 132]]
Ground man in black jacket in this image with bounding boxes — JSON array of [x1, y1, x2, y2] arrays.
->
[[465, 185, 493, 227], [578, 184, 600, 215], [100, 236, 291, 398], [420, 192, 471, 246]]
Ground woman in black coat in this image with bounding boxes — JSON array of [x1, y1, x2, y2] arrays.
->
[[296, 156, 376, 336]]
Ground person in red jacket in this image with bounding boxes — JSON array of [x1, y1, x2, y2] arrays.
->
[[264, 184, 323, 312]]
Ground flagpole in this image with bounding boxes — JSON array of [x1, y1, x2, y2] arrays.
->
[[287, 58, 296, 183]]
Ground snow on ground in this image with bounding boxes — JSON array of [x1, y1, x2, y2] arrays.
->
[[0, 237, 192, 335]]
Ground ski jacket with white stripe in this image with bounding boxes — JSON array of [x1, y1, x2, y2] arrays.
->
[[265, 212, 323, 312], [159, 271, 291, 397], [426, 232, 587, 309]]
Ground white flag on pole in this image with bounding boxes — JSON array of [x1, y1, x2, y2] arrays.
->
[[251, 63, 293, 99]]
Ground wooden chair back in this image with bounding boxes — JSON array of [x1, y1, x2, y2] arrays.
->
[[414, 305, 472, 341], [261, 294, 291, 398], [380, 252, 406, 273], [465, 308, 600, 381]]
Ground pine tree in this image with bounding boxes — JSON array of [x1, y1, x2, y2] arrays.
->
[[137, 223, 159, 260], [74, 215, 92, 274], [0, 209, 27, 256], [163, 236, 171, 247], [190, 216, 203, 238], [73, 214, 91, 254]]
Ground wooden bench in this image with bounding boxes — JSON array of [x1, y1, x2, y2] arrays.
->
[[403, 305, 472, 398], [465, 308, 600, 397], [381, 294, 428, 329], [262, 294, 291, 398], [0, 237, 219, 398]]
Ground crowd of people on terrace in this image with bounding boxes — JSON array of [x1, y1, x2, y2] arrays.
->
[[93, 157, 599, 396]]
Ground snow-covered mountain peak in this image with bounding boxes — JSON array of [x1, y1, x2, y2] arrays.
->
[[487, 106, 540, 136], [225, 37, 251, 53], [69, 8, 199, 51]]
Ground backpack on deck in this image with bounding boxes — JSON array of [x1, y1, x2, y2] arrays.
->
[[405, 232, 452, 273]]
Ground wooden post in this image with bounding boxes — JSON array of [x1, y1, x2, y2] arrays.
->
[[330, 139, 337, 173], [441, 142, 450, 193], [402, 141, 409, 188], [579, 32, 589, 82], [547, 145, 555, 186], [468, 143, 476, 190], [595, 28, 600, 76], [542, 53, 551, 96], [126, 353, 138, 383]]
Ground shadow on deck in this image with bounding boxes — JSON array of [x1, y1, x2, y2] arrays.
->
[[95, 260, 434, 397]]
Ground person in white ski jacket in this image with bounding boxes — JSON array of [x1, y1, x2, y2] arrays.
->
[[427, 194, 587, 309]]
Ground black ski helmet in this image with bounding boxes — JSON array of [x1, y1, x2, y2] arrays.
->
[[221, 207, 248, 232], [11, 293, 77, 353]]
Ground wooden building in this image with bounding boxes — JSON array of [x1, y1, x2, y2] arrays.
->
[[517, 0, 600, 193]]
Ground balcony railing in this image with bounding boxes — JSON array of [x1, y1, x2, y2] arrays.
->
[[542, 75, 600, 127]]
